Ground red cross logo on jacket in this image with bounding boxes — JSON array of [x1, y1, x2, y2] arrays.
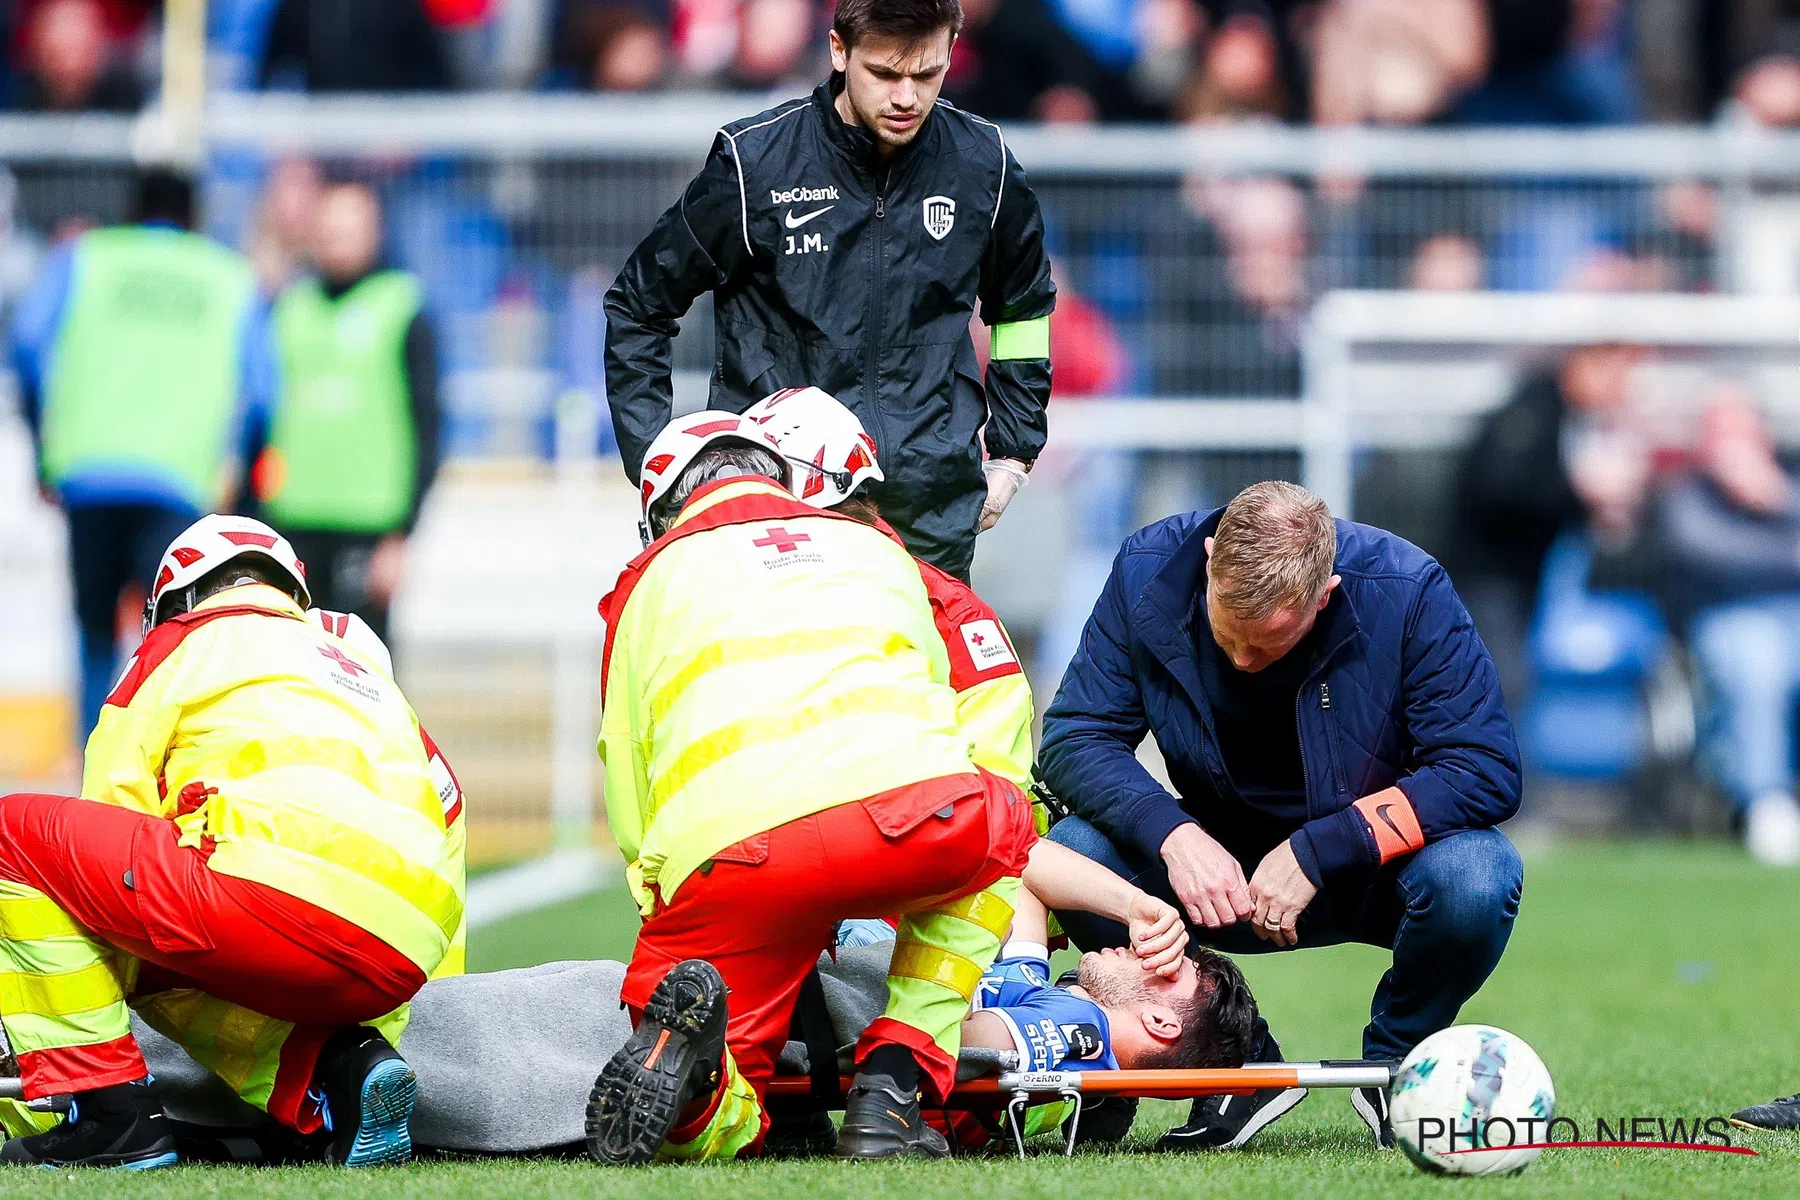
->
[[319, 644, 369, 677], [752, 527, 812, 554]]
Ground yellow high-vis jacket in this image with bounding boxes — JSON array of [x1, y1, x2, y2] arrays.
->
[[907, 548, 1034, 794], [599, 478, 983, 914], [83, 584, 462, 977], [306, 606, 469, 978]]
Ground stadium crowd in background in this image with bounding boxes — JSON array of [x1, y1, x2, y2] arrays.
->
[[10, 0, 1800, 127]]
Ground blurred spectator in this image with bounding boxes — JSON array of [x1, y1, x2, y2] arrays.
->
[[0, 168, 48, 333], [10, 168, 277, 741], [944, 0, 1108, 121], [259, 182, 441, 645], [721, 0, 817, 89], [259, 0, 452, 92], [1310, 0, 1488, 126], [1103, 168, 1306, 395], [1452, 343, 1649, 695], [1715, 1, 1800, 125], [1651, 391, 1800, 864], [15, 0, 145, 112], [550, 4, 672, 91], [1207, 176, 1308, 319], [1174, 8, 1287, 121], [1732, 53, 1800, 125], [1457, 0, 1641, 124], [1409, 232, 1486, 290], [245, 156, 322, 296]]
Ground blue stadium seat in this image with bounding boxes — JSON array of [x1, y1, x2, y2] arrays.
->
[[1521, 535, 1672, 780]]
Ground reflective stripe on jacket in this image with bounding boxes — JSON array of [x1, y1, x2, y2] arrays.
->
[[599, 478, 982, 913]]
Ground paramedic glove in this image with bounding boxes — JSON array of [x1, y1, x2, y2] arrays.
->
[[980, 458, 1030, 532], [836, 918, 898, 950]]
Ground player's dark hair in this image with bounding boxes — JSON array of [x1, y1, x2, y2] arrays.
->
[[832, 0, 963, 49], [836, 491, 881, 524], [153, 556, 305, 627], [132, 167, 197, 229], [650, 443, 787, 537], [1146, 946, 1261, 1071]]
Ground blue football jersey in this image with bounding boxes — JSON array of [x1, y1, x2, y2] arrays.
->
[[974, 954, 1119, 1073]]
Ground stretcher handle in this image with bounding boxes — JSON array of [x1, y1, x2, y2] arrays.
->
[[765, 1061, 1395, 1106]]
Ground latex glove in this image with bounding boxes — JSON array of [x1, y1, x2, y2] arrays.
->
[[979, 458, 1030, 532]]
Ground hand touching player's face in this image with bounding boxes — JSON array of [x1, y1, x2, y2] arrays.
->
[[1077, 946, 1199, 1009], [829, 29, 952, 151]]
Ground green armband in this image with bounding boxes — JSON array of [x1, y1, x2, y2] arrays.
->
[[990, 316, 1050, 361]]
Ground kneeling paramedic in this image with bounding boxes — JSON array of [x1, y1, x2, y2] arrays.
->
[[0, 516, 463, 1169], [589, 414, 1037, 1163], [744, 387, 1035, 806]]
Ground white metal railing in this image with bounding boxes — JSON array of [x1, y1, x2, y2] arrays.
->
[[12, 99, 1800, 176]]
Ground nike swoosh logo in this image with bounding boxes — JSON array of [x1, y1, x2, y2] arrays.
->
[[784, 205, 834, 228], [1374, 803, 1407, 841]]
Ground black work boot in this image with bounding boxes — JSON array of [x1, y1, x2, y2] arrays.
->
[[0, 1079, 177, 1169], [834, 1073, 951, 1160], [314, 1026, 418, 1167], [586, 959, 729, 1165], [763, 1108, 838, 1158]]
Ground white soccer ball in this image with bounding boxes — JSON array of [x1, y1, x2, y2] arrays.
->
[[1389, 1024, 1556, 1177]]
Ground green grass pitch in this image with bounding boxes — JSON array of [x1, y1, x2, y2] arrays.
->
[[5, 839, 1796, 1198]]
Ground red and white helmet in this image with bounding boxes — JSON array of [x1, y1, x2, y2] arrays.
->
[[637, 411, 793, 542], [742, 386, 884, 509], [144, 514, 309, 632]]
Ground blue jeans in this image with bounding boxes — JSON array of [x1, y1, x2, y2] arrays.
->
[[1689, 595, 1800, 810], [1047, 816, 1523, 1062]]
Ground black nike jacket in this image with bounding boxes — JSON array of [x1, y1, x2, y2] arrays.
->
[[604, 75, 1056, 578]]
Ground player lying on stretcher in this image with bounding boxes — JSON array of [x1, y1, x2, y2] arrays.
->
[[819, 836, 1261, 1151], [49, 833, 1265, 1162]]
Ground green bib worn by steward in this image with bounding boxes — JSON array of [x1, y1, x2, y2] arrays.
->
[[265, 271, 421, 533], [39, 227, 257, 511]]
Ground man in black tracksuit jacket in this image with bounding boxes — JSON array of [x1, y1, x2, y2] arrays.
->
[[603, 1, 1055, 580]]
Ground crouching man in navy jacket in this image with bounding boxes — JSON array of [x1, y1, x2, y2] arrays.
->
[[1038, 481, 1523, 1152]]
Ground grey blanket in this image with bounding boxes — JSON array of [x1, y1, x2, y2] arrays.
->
[[137, 943, 1009, 1153]]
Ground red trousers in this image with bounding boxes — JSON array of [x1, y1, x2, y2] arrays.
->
[[622, 769, 1036, 1145], [0, 793, 425, 1129]]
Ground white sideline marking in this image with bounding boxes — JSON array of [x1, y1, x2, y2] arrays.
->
[[466, 849, 616, 930]]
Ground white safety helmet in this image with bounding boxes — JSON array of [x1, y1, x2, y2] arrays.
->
[[144, 514, 310, 634], [743, 386, 884, 509], [637, 410, 793, 543]]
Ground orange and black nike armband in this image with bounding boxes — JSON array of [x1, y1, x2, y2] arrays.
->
[[1353, 793, 1426, 863]]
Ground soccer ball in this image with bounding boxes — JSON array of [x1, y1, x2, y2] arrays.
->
[[1389, 1024, 1556, 1177]]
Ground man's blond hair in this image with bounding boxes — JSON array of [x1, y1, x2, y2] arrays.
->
[[1207, 481, 1337, 620]]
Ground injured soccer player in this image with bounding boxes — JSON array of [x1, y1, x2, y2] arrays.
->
[[963, 839, 1259, 1078], [72, 837, 1265, 1162], [838, 837, 1264, 1149]]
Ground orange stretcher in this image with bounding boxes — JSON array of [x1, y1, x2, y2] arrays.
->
[[766, 1061, 1398, 1157]]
